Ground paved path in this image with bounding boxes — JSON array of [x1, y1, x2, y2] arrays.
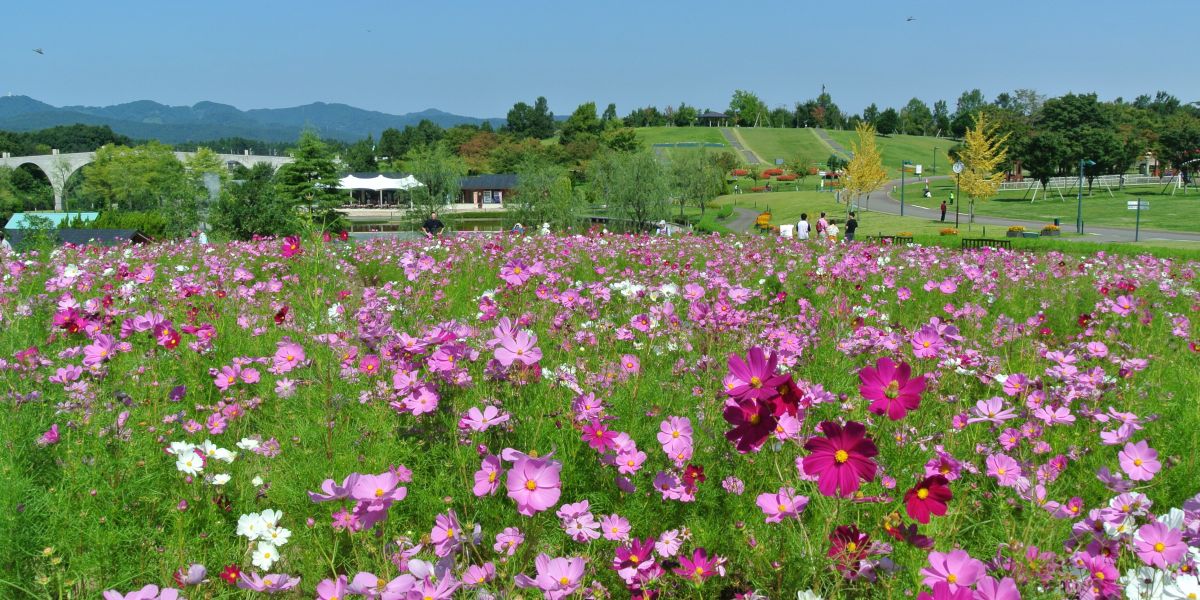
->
[[864, 176, 1200, 244], [727, 207, 760, 233], [719, 128, 762, 165], [814, 128, 852, 158]]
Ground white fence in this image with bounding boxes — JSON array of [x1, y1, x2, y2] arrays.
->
[[998, 174, 1176, 191]]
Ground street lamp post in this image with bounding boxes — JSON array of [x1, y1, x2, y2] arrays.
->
[[932, 147, 938, 174], [952, 161, 964, 228], [1076, 158, 1096, 234], [900, 160, 911, 216]]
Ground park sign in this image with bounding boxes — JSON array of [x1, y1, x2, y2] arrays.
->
[[775, 158, 784, 166], [952, 161, 964, 174], [1127, 200, 1150, 210]]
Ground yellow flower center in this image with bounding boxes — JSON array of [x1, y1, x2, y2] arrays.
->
[[375, 488, 384, 497], [446, 528, 455, 538], [834, 450, 849, 463], [525, 480, 537, 491], [947, 574, 958, 584], [559, 577, 570, 585], [749, 414, 761, 425], [611, 527, 619, 532], [671, 431, 680, 438], [1095, 572, 1105, 580], [884, 380, 900, 399], [997, 468, 1006, 475], [286, 354, 294, 361], [1155, 542, 1166, 552], [625, 362, 633, 369], [917, 488, 929, 500], [922, 341, 931, 348], [629, 555, 639, 564], [513, 267, 522, 274], [488, 473, 496, 483], [695, 566, 704, 575], [264, 579, 273, 586], [1134, 458, 1143, 466], [846, 542, 857, 552], [777, 504, 788, 512], [750, 376, 762, 388], [626, 460, 635, 467]]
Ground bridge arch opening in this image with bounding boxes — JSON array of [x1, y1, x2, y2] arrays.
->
[[8, 163, 55, 211]]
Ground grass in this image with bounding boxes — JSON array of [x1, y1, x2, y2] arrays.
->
[[734, 128, 831, 167], [900, 180, 1200, 234], [634, 126, 728, 147], [825, 131, 951, 179]]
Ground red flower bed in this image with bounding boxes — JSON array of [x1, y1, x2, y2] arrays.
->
[[750, 186, 767, 192], [731, 169, 749, 176], [776, 174, 797, 181], [764, 168, 784, 176]]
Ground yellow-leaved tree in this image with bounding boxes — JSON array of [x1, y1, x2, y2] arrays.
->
[[958, 112, 1010, 223], [843, 122, 888, 212]]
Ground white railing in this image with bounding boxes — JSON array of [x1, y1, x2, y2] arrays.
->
[[998, 174, 1176, 191]]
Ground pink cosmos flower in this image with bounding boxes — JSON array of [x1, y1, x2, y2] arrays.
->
[[612, 538, 657, 584], [802, 421, 879, 498], [1118, 440, 1161, 481], [515, 554, 585, 600], [499, 260, 531, 286], [581, 420, 619, 452], [237, 572, 300, 592], [82, 334, 116, 367], [620, 354, 641, 374], [37, 424, 60, 447], [349, 471, 407, 504], [493, 527, 524, 555], [494, 329, 542, 367], [358, 354, 381, 375], [315, 575, 347, 600], [431, 510, 463, 557], [657, 416, 693, 448], [986, 454, 1023, 488], [461, 563, 495, 587], [972, 576, 1021, 600], [408, 575, 459, 599], [600, 514, 631, 541], [271, 342, 305, 373], [459, 406, 510, 432], [102, 586, 181, 600], [616, 449, 647, 475], [967, 397, 1016, 425], [1001, 373, 1029, 397], [859, 357, 927, 420], [917, 582, 973, 600], [506, 455, 562, 516], [755, 487, 809, 523], [1134, 521, 1186, 568], [473, 455, 504, 497], [920, 549, 984, 591], [910, 326, 945, 358], [307, 473, 359, 502]]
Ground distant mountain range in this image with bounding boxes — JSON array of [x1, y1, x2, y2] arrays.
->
[[0, 96, 507, 143]]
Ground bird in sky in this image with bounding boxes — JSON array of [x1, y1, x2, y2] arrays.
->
[[33, 48, 44, 54], [906, 16, 915, 21]]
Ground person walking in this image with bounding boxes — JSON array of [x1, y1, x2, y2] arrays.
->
[[845, 212, 858, 242], [796, 213, 810, 240], [949, 191, 955, 205], [816, 212, 828, 237], [940, 201, 947, 222]]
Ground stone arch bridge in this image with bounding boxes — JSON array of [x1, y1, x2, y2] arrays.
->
[[0, 150, 293, 211]]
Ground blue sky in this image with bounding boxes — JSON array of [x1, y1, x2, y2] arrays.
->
[[4, 0, 1198, 118]]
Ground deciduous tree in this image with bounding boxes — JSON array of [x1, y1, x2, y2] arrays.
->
[[590, 150, 667, 233], [958, 112, 1010, 222], [843, 123, 888, 208]]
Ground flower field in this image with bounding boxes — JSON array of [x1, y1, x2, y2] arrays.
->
[[2, 234, 1199, 600]]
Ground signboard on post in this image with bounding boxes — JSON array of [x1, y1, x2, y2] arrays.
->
[[915, 164, 923, 175], [775, 158, 784, 166], [1126, 200, 1150, 210], [1128, 199, 1149, 241]]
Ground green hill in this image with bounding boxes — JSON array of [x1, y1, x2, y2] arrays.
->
[[825, 130, 951, 179], [634, 126, 727, 146], [735, 128, 831, 168]]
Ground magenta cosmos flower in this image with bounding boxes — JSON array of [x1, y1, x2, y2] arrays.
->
[[859, 357, 927, 421], [920, 549, 984, 591], [102, 586, 181, 600], [1118, 440, 1161, 481], [802, 421, 878, 498], [349, 471, 407, 503], [674, 547, 721, 582], [505, 455, 562, 516], [725, 347, 787, 401], [904, 475, 952, 524], [237, 572, 300, 592], [755, 487, 809, 523], [493, 330, 542, 367], [280, 235, 302, 258], [723, 398, 776, 454], [1134, 521, 1186, 568]]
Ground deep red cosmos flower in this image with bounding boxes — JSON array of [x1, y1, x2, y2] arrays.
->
[[723, 398, 777, 454], [903, 475, 952, 524], [219, 564, 241, 585], [827, 524, 871, 572], [859, 357, 927, 421], [802, 421, 878, 497]]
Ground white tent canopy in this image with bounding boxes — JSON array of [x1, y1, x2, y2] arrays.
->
[[339, 173, 424, 207], [339, 174, 423, 192]]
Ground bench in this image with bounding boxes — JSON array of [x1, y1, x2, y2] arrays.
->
[[865, 235, 914, 245], [961, 238, 1012, 251]]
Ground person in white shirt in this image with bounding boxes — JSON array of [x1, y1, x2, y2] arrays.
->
[[796, 213, 811, 240], [0, 232, 11, 252], [826, 222, 840, 241]]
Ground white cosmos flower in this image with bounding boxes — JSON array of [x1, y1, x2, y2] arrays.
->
[[798, 591, 825, 600], [168, 441, 196, 456], [211, 474, 231, 486], [251, 476, 265, 487], [208, 448, 237, 463], [1166, 574, 1200, 599], [175, 451, 204, 475], [236, 438, 260, 451], [62, 265, 81, 279], [237, 513, 266, 540], [259, 509, 283, 528], [264, 527, 291, 546], [251, 542, 279, 570]]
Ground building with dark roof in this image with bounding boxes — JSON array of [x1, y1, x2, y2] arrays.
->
[[459, 174, 517, 209]]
